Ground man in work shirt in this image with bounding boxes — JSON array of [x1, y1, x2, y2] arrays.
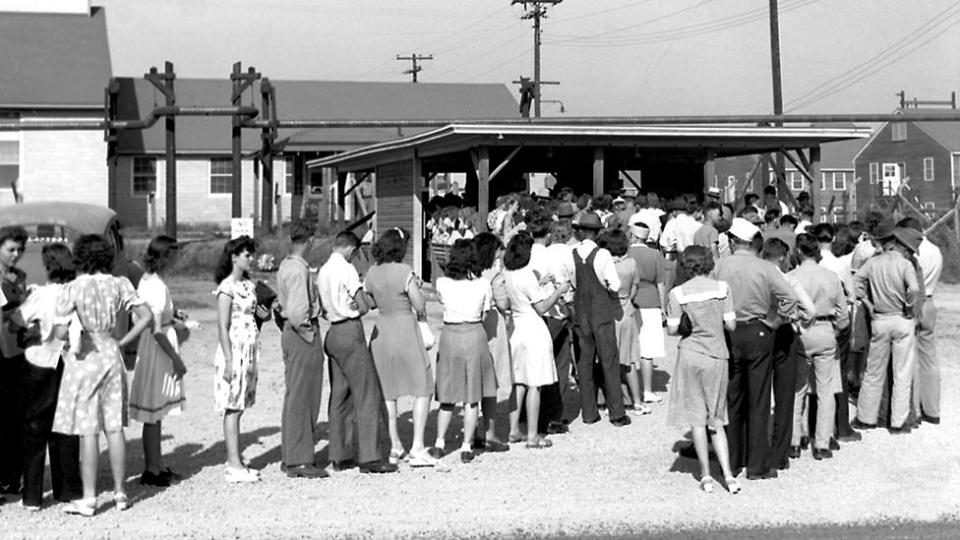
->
[[715, 218, 799, 480], [852, 226, 922, 434], [789, 233, 849, 460]]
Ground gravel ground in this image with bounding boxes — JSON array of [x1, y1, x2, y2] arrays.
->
[[3, 278, 960, 539]]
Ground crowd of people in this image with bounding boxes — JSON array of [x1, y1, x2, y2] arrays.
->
[[0, 178, 944, 515]]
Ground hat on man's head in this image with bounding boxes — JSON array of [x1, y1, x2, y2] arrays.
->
[[893, 227, 922, 253], [556, 202, 577, 219], [727, 217, 761, 242], [706, 187, 722, 199], [572, 212, 603, 230], [872, 218, 896, 241]]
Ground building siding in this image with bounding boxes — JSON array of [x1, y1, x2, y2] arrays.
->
[[854, 121, 955, 218], [376, 160, 414, 264]]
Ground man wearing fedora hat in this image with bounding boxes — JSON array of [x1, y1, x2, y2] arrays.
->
[[715, 218, 800, 480], [571, 212, 630, 426], [852, 223, 922, 434]]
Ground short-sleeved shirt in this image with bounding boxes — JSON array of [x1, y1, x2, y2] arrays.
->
[[504, 267, 547, 318], [667, 276, 735, 360], [318, 252, 363, 322], [854, 250, 920, 317], [628, 244, 665, 309], [436, 277, 491, 323], [790, 260, 849, 326], [693, 223, 719, 252], [19, 283, 81, 368], [58, 274, 143, 334], [714, 251, 798, 324]]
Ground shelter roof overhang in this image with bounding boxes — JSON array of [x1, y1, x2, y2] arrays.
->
[[306, 123, 872, 172]]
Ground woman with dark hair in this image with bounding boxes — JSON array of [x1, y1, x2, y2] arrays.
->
[[665, 245, 740, 494], [599, 228, 648, 416], [432, 239, 498, 463], [503, 232, 569, 448], [17, 244, 82, 510], [130, 235, 187, 487], [473, 232, 511, 451], [52, 234, 154, 516], [213, 236, 266, 483], [0, 225, 28, 497], [364, 228, 437, 467]]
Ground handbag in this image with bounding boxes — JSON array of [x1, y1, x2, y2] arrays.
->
[[418, 320, 436, 350], [254, 280, 277, 330], [677, 311, 693, 338]]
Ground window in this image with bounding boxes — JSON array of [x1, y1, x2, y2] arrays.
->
[[921, 202, 935, 210], [819, 207, 828, 223], [923, 157, 934, 182], [869, 162, 879, 184], [892, 123, 907, 142], [833, 172, 846, 191], [210, 158, 233, 194], [284, 157, 295, 194], [0, 140, 19, 187], [820, 172, 826, 191], [132, 157, 157, 196], [790, 171, 804, 191]]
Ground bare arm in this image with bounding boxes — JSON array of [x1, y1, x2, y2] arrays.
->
[[118, 303, 153, 349], [352, 288, 370, 316], [216, 293, 233, 381], [532, 282, 570, 316], [406, 275, 427, 315]]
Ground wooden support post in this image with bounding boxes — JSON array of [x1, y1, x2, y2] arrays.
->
[[848, 177, 859, 222], [592, 147, 604, 196], [703, 149, 716, 196], [336, 172, 347, 227], [489, 146, 522, 182], [477, 146, 490, 231], [260, 78, 275, 232], [104, 79, 119, 213], [954, 194, 960, 242], [319, 165, 331, 226], [412, 155, 424, 276], [145, 63, 177, 237], [230, 62, 243, 218], [809, 146, 821, 223]]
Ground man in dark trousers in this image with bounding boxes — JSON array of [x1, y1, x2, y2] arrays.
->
[[715, 218, 799, 480], [317, 231, 396, 474], [571, 212, 630, 427], [276, 221, 327, 479]]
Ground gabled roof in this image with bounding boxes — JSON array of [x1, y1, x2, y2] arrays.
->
[[0, 8, 111, 109], [819, 137, 867, 169], [914, 121, 960, 151], [116, 79, 518, 154]]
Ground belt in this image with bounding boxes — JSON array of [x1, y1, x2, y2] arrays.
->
[[329, 317, 360, 326], [443, 321, 482, 326], [814, 315, 836, 322]]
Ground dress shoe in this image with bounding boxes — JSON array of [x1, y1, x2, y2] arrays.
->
[[851, 419, 877, 430], [921, 414, 940, 425], [427, 447, 445, 459], [787, 446, 801, 459], [799, 436, 810, 450], [546, 421, 569, 435], [774, 459, 790, 471], [812, 448, 833, 460], [582, 416, 601, 425], [284, 464, 329, 479], [610, 415, 632, 427], [837, 431, 862, 443], [746, 469, 778, 480], [331, 459, 357, 472], [888, 425, 913, 435], [140, 471, 171, 487], [471, 438, 486, 451], [460, 451, 476, 464], [482, 440, 510, 453], [829, 438, 840, 451], [358, 461, 398, 474]]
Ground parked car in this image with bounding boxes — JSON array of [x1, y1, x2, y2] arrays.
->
[[0, 202, 144, 365]]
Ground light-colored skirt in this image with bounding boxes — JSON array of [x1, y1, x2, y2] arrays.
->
[[666, 347, 728, 430], [616, 301, 640, 366], [53, 334, 128, 436], [637, 308, 666, 359], [370, 311, 433, 400], [509, 314, 558, 388], [130, 324, 184, 423], [436, 323, 496, 404]]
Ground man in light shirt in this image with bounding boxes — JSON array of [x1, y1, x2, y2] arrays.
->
[[571, 212, 630, 427], [898, 217, 944, 424], [659, 199, 702, 255], [629, 194, 664, 246], [317, 231, 396, 474]]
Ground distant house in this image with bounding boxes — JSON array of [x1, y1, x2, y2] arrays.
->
[[0, 7, 112, 206], [711, 136, 866, 223], [853, 109, 960, 220]]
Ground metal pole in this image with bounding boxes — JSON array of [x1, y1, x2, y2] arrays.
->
[[164, 62, 177, 238]]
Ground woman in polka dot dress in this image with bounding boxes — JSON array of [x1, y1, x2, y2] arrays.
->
[[52, 235, 154, 517]]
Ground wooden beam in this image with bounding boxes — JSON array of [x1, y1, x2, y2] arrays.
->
[[896, 187, 931, 225], [703, 149, 716, 195], [488, 145, 523, 182], [318, 165, 331, 225], [734, 157, 765, 209], [336, 172, 347, 227], [621, 170, 641, 192], [808, 146, 820, 222], [343, 171, 369, 197], [477, 146, 490, 231], [781, 149, 815, 184], [924, 201, 958, 236], [592, 147, 604, 196], [412, 155, 424, 276]]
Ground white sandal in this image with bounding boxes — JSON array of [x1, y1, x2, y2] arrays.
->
[[64, 497, 97, 517], [700, 476, 715, 493], [224, 466, 260, 483]]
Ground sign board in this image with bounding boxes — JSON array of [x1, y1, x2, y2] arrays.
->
[[230, 218, 254, 239]]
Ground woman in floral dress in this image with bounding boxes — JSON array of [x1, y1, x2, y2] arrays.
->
[[213, 236, 267, 483], [52, 235, 154, 517]]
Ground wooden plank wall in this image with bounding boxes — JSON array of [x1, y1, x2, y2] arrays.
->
[[375, 160, 415, 265]]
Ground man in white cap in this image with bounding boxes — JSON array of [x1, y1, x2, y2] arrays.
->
[[714, 217, 799, 480]]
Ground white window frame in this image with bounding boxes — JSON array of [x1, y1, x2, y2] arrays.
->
[[832, 171, 846, 191], [923, 157, 934, 182], [869, 162, 879, 184], [921, 201, 935, 210], [131, 156, 157, 197], [819, 172, 826, 191], [892, 123, 907, 142], [209, 158, 233, 195], [790, 171, 804, 191], [284, 157, 295, 195]]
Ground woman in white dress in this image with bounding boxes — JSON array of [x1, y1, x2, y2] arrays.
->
[[129, 235, 187, 487], [503, 233, 570, 449]]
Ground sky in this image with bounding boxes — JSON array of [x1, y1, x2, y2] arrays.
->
[[93, 0, 960, 117]]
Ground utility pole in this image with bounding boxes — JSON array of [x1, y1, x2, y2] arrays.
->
[[513, 76, 559, 118], [513, 0, 562, 117], [145, 61, 177, 238], [396, 53, 433, 83], [768, 0, 787, 204]]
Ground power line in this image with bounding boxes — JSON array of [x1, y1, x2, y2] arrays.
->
[[396, 53, 433, 83]]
